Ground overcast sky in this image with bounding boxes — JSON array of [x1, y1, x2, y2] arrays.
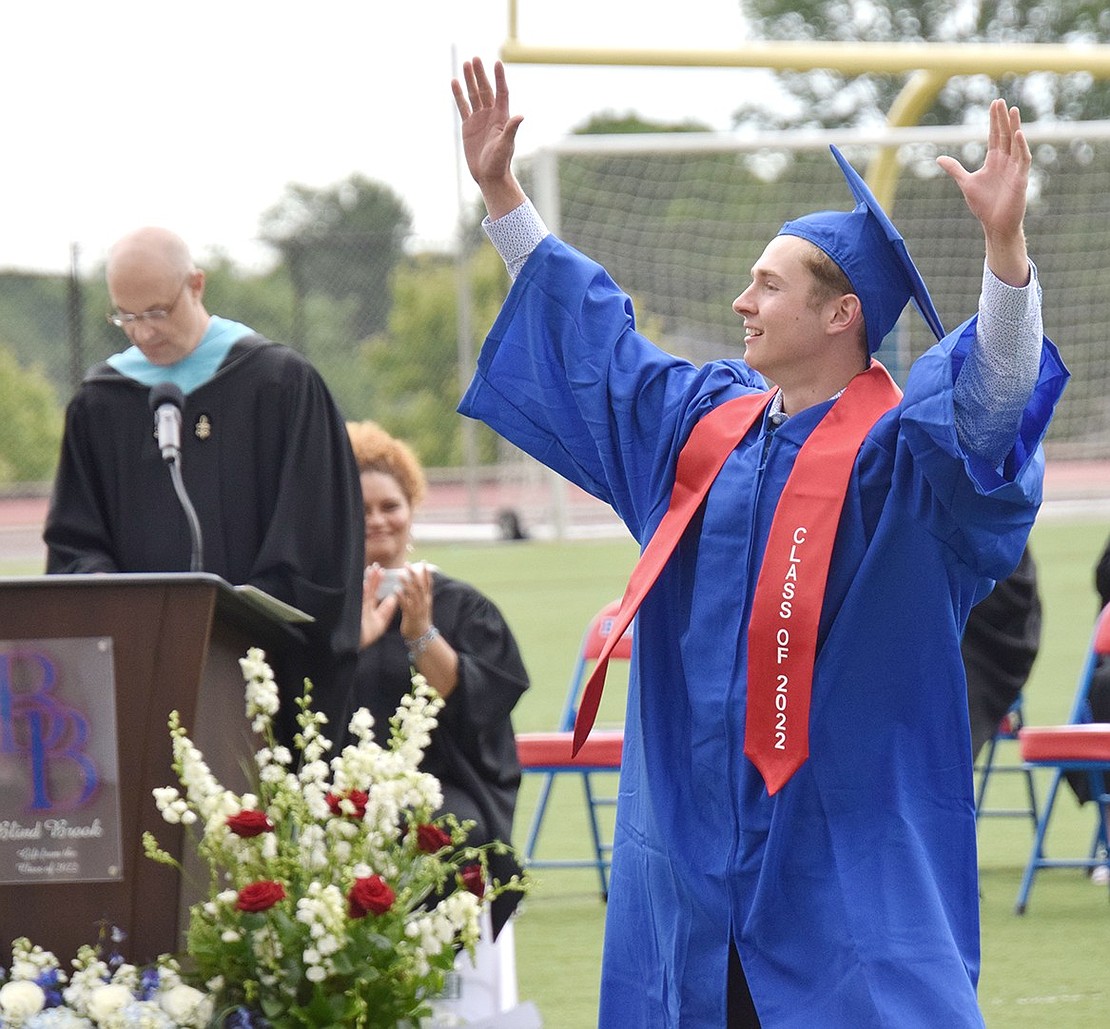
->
[[2, 0, 760, 275]]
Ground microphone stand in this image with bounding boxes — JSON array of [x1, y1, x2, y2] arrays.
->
[[166, 453, 205, 573], [149, 382, 204, 572]]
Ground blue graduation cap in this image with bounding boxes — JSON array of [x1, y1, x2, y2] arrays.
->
[[778, 145, 946, 354]]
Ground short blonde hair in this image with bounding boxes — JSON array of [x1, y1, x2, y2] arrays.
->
[[346, 421, 427, 508]]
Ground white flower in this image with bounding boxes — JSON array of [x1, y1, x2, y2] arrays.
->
[[153, 785, 191, 824], [298, 759, 330, 786], [62, 951, 112, 1012], [347, 707, 374, 737], [169, 732, 225, 823], [151, 787, 180, 809], [296, 823, 329, 870], [109, 963, 139, 992], [238, 647, 268, 680], [158, 983, 212, 1026], [117, 999, 174, 1027], [259, 763, 285, 784], [408, 889, 482, 957], [299, 728, 330, 764], [316, 935, 340, 957], [301, 783, 331, 820], [83, 982, 132, 1022], [24, 1008, 92, 1028], [0, 979, 47, 1018], [332, 839, 352, 864], [9, 952, 58, 986], [240, 647, 280, 729]]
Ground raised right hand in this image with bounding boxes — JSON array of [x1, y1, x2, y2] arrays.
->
[[451, 57, 527, 218]]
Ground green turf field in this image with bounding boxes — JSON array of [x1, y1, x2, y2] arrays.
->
[[3, 516, 1107, 1026]]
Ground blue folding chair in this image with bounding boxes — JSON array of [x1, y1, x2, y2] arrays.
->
[[1014, 602, 1110, 914], [514, 599, 629, 898], [974, 696, 1039, 827]]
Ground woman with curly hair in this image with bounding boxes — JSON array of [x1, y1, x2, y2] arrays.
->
[[346, 419, 529, 938]]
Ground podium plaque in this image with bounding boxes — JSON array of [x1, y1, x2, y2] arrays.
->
[[0, 636, 123, 885], [0, 573, 307, 963]]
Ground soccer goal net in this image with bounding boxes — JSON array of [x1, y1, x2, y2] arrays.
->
[[528, 121, 1110, 451], [489, 120, 1110, 536]]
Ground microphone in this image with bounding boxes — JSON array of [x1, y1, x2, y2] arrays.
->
[[148, 382, 204, 572], [149, 381, 184, 463]]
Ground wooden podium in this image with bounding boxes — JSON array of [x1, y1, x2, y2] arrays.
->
[[0, 573, 309, 963]]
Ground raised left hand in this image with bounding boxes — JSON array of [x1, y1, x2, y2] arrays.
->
[[937, 99, 1032, 286]]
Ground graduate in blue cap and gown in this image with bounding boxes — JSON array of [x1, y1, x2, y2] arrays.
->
[[452, 59, 1067, 1028]]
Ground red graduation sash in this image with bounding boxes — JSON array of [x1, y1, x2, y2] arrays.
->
[[573, 362, 901, 796]]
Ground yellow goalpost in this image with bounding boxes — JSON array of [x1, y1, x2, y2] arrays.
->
[[500, 0, 1110, 204]]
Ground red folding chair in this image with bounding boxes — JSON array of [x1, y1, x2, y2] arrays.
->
[[1014, 602, 1110, 913], [514, 599, 629, 898]]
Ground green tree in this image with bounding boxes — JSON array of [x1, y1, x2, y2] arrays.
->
[[198, 252, 375, 420], [573, 112, 713, 134], [197, 251, 295, 343], [0, 271, 73, 395], [351, 248, 508, 466], [0, 344, 63, 484], [736, 0, 1110, 128], [260, 175, 412, 341]]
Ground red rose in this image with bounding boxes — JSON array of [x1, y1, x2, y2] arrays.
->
[[416, 823, 452, 854], [226, 810, 274, 837], [326, 789, 369, 819], [460, 863, 485, 899], [347, 875, 395, 918], [235, 880, 286, 912]]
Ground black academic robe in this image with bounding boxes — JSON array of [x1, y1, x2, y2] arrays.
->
[[353, 572, 529, 936], [43, 335, 364, 735], [962, 545, 1042, 758]]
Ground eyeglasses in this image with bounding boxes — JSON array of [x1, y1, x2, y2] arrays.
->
[[106, 278, 189, 328]]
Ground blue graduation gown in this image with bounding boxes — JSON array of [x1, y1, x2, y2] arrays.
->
[[460, 236, 1068, 1028]]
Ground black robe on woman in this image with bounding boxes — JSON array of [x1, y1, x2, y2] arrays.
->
[[962, 545, 1042, 759], [352, 571, 529, 936]]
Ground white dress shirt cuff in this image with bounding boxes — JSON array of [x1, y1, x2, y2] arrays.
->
[[483, 199, 550, 280]]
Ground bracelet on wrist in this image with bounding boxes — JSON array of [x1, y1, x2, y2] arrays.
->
[[404, 625, 440, 662]]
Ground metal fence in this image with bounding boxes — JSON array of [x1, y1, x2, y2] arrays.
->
[[6, 119, 1110, 517]]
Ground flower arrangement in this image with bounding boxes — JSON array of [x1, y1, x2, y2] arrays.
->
[[0, 932, 211, 1027], [1, 648, 526, 1028]]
